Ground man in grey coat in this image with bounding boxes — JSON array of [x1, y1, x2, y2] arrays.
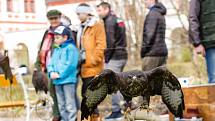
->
[[189, 0, 215, 83]]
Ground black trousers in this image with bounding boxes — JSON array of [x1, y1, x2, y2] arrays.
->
[[82, 77, 94, 97]]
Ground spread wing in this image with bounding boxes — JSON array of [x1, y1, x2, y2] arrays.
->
[[146, 66, 185, 118], [81, 69, 118, 120]]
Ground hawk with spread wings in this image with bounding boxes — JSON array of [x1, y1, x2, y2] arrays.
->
[[81, 66, 185, 120]]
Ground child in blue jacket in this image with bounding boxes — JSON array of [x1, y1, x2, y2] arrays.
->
[[47, 26, 79, 121]]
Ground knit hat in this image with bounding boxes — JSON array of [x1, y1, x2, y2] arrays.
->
[[76, 4, 93, 15]]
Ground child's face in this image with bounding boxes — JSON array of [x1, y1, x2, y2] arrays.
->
[[54, 35, 68, 45]]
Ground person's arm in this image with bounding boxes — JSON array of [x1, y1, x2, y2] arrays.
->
[[93, 22, 107, 65], [104, 19, 116, 63], [189, 0, 206, 56], [189, 0, 201, 47], [141, 11, 158, 55], [34, 30, 48, 71], [58, 46, 79, 79], [115, 18, 127, 49]]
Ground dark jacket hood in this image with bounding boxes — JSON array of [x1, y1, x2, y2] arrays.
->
[[61, 39, 75, 47], [151, 2, 167, 15], [52, 39, 75, 49]]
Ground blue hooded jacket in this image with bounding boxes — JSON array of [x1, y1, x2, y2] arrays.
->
[[47, 39, 79, 85]]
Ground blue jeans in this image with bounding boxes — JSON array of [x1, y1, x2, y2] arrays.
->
[[55, 84, 77, 121], [206, 48, 215, 83], [105, 59, 127, 113]]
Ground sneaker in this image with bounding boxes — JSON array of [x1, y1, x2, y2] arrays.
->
[[105, 111, 123, 120]]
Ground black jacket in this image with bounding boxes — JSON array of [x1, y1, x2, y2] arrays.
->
[[189, 0, 215, 49], [141, 3, 168, 58], [103, 13, 128, 63]]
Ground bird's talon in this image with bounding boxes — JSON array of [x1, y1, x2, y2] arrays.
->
[[124, 107, 131, 116], [139, 105, 148, 110], [147, 108, 153, 113]]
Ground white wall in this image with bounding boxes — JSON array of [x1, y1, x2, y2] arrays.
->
[[4, 29, 47, 68], [0, 0, 47, 33], [0, 0, 48, 68]]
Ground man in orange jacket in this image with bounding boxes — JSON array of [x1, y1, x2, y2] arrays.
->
[[76, 3, 106, 120]]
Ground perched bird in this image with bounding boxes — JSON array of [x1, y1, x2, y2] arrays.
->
[[0, 54, 13, 84], [32, 70, 49, 94], [81, 66, 185, 120]]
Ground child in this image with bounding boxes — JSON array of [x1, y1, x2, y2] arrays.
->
[[47, 26, 79, 121]]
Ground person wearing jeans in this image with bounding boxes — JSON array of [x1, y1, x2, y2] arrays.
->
[[97, 2, 128, 120], [47, 26, 79, 121], [189, 0, 215, 83]]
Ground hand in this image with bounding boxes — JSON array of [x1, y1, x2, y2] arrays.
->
[[50, 72, 59, 80], [194, 44, 206, 57]]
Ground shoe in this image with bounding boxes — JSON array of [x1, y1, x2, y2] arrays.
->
[[52, 116, 61, 121], [105, 111, 123, 120]]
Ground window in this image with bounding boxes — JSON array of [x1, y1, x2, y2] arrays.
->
[[14, 0, 21, 13], [7, 0, 13, 12], [0, 1, 1, 12], [24, 0, 35, 13]]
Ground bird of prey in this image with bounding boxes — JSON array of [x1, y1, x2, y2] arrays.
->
[[0, 54, 13, 84], [32, 70, 49, 94], [81, 66, 185, 120]]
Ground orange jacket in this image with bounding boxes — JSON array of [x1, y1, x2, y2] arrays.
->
[[77, 17, 106, 78]]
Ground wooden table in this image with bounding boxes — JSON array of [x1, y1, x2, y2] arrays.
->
[[169, 84, 215, 121]]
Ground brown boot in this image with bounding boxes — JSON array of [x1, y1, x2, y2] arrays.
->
[[90, 114, 100, 121], [52, 116, 61, 121]]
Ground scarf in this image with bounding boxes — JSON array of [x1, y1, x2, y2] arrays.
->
[[39, 32, 54, 72]]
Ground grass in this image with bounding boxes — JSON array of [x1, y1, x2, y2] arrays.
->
[[0, 74, 38, 118], [0, 85, 25, 117]]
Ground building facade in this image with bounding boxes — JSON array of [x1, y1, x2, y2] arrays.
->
[[0, 0, 48, 68]]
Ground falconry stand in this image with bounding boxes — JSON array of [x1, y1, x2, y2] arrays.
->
[[124, 107, 161, 121]]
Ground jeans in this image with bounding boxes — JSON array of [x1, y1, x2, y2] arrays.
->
[[105, 59, 127, 113], [55, 84, 77, 121], [206, 48, 215, 83], [75, 81, 80, 110]]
